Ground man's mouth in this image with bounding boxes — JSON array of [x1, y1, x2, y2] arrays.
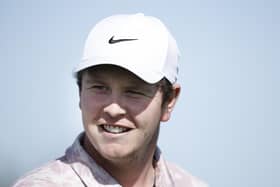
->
[[101, 124, 131, 134]]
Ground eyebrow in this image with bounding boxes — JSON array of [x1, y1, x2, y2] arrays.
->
[[84, 73, 105, 83]]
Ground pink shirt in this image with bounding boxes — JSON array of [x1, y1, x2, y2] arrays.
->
[[13, 133, 208, 187]]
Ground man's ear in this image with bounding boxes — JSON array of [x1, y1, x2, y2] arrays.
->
[[161, 83, 181, 122]]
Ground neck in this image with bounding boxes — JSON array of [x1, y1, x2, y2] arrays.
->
[[108, 157, 156, 187], [82, 135, 157, 187]]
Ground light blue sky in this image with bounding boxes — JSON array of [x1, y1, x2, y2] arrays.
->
[[0, 0, 279, 186]]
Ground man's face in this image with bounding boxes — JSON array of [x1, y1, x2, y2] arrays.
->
[[79, 65, 176, 162]]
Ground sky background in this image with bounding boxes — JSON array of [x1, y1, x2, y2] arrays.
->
[[0, 0, 279, 186]]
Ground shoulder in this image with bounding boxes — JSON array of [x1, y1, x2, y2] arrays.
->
[[166, 162, 208, 187], [12, 157, 79, 187]]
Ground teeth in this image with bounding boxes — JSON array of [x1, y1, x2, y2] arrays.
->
[[103, 125, 129, 134]]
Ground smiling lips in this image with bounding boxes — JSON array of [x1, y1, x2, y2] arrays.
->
[[101, 124, 132, 134]]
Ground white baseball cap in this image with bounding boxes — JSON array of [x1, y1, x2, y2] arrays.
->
[[74, 13, 180, 84]]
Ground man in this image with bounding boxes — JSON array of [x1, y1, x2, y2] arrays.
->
[[13, 13, 207, 187]]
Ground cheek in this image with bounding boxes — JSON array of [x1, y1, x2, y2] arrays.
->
[[134, 99, 163, 129], [80, 94, 102, 122]]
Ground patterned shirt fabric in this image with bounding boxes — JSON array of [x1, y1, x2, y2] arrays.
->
[[13, 133, 208, 187]]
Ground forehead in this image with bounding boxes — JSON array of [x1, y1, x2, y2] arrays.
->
[[82, 65, 151, 85]]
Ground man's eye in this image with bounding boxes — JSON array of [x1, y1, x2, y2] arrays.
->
[[126, 90, 146, 97], [94, 85, 105, 89], [89, 85, 108, 91], [128, 90, 143, 94]]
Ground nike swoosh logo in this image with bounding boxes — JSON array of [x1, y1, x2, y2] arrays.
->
[[108, 36, 138, 44]]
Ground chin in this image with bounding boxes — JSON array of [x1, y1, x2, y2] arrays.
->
[[101, 146, 137, 161]]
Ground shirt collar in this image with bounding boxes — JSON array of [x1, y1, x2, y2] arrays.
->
[[65, 132, 174, 186]]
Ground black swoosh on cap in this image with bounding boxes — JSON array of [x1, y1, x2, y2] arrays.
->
[[108, 36, 138, 44]]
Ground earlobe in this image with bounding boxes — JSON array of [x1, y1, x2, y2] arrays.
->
[[160, 84, 181, 122]]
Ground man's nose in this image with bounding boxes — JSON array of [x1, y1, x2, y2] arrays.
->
[[103, 101, 126, 118]]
